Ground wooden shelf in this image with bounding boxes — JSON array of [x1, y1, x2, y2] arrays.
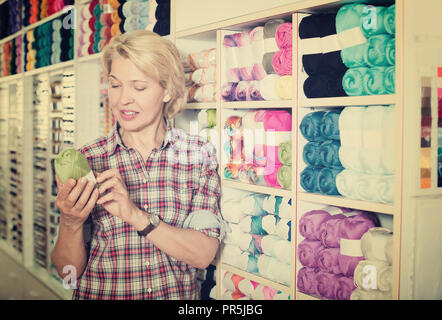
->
[[23, 60, 75, 77], [25, 264, 73, 300], [222, 179, 293, 198], [297, 192, 396, 215], [0, 239, 23, 265], [299, 94, 397, 108], [221, 263, 291, 295], [184, 102, 217, 109], [221, 100, 294, 109], [296, 291, 321, 300], [77, 52, 103, 63]]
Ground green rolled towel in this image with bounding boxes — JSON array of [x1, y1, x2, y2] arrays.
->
[[54, 149, 97, 186], [278, 141, 292, 166], [361, 6, 387, 37], [385, 37, 395, 66], [363, 67, 388, 95], [198, 109, 217, 128], [384, 4, 395, 36], [342, 67, 369, 96], [277, 165, 292, 190], [384, 66, 395, 94], [336, 3, 368, 68], [364, 34, 393, 67]]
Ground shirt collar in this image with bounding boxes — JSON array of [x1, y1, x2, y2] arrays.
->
[[107, 117, 173, 155]]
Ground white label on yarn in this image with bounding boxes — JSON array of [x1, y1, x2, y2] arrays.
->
[[264, 38, 279, 53], [300, 37, 322, 55], [340, 238, 363, 257], [321, 34, 341, 53], [84, 170, 97, 184], [103, 4, 113, 14], [324, 206, 347, 215], [337, 27, 367, 49]]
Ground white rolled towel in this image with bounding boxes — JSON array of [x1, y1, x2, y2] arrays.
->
[[339, 106, 366, 172], [273, 239, 291, 265], [275, 218, 291, 240], [222, 272, 240, 292], [361, 227, 394, 265], [238, 279, 259, 297], [278, 197, 293, 219], [261, 235, 280, 256], [374, 174, 395, 204], [239, 193, 267, 216], [260, 74, 281, 100], [262, 215, 279, 235], [354, 259, 393, 292], [221, 244, 243, 268], [336, 169, 361, 199], [223, 223, 245, 245], [350, 288, 392, 300], [221, 199, 245, 223], [381, 105, 396, 174], [360, 106, 386, 174]]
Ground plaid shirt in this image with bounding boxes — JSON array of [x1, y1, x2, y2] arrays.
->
[[73, 119, 222, 300]]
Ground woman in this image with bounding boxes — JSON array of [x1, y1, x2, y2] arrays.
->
[[51, 30, 225, 300]]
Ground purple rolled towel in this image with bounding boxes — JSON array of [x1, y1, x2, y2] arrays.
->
[[298, 239, 324, 268], [297, 267, 318, 296], [334, 275, 356, 300], [221, 82, 238, 102], [316, 247, 341, 275], [299, 209, 332, 241], [248, 80, 264, 101], [338, 213, 377, 276], [319, 214, 345, 248], [234, 81, 250, 101], [316, 271, 340, 300]]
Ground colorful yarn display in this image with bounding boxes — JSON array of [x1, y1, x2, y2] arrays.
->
[[1, 37, 21, 76], [297, 205, 381, 299]]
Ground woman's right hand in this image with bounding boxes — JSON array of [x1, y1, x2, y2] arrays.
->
[[55, 175, 99, 231]]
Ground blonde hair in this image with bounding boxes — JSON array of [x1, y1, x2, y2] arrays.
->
[[102, 30, 186, 119]]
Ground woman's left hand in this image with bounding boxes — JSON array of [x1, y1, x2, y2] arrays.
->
[[96, 168, 139, 225]]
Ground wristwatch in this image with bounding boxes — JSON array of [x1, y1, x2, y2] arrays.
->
[[137, 213, 160, 237]]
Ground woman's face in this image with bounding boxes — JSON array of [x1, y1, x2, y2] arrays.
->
[[108, 55, 170, 133]]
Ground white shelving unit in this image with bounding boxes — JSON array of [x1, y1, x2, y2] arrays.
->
[[1, 0, 442, 300]]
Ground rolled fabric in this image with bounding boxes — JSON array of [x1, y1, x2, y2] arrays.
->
[[299, 207, 333, 241], [350, 288, 391, 300], [374, 174, 395, 204], [234, 81, 251, 101], [381, 105, 396, 174], [238, 279, 260, 298], [319, 140, 342, 169], [384, 66, 395, 94], [275, 218, 291, 241], [298, 14, 323, 76], [342, 67, 369, 96], [364, 34, 393, 67], [275, 75, 292, 100], [239, 216, 267, 235], [223, 34, 241, 83], [263, 110, 292, 132], [298, 239, 324, 268], [262, 52, 277, 75], [385, 37, 395, 66], [316, 271, 340, 300], [319, 214, 346, 248], [304, 74, 347, 98], [300, 165, 321, 193], [263, 163, 283, 188], [361, 227, 393, 265], [316, 247, 341, 275], [259, 74, 281, 100], [363, 66, 388, 95], [275, 22, 292, 49], [359, 105, 385, 174], [335, 276, 356, 300], [221, 199, 245, 223], [190, 66, 216, 85], [384, 4, 395, 36], [232, 32, 254, 81], [54, 149, 96, 185], [261, 218, 280, 238], [278, 141, 292, 166], [221, 82, 238, 102], [303, 141, 322, 167], [320, 109, 342, 140], [335, 169, 360, 199], [277, 165, 291, 190], [263, 19, 286, 74], [297, 267, 318, 296], [224, 223, 245, 245], [361, 6, 387, 37], [249, 26, 267, 81], [222, 289, 247, 300], [239, 193, 267, 216], [318, 167, 343, 195], [238, 233, 264, 256], [221, 244, 243, 267], [197, 109, 216, 128], [272, 47, 292, 76], [222, 272, 244, 292], [300, 111, 326, 142], [260, 235, 278, 257], [273, 239, 291, 265], [354, 259, 392, 292]]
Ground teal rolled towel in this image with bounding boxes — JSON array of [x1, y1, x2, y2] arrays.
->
[[384, 66, 395, 94], [361, 6, 387, 37], [364, 34, 394, 67], [319, 140, 343, 169], [384, 4, 395, 36], [320, 109, 342, 140], [342, 67, 369, 96], [317, 167, 343, 195], [385, 37, 395, 66], [300, 111, 326, 142], [363, 67, 388, 95], [300, 166, 321, 193], [336, 4, 368, 68], [303, 141, 322, 166]]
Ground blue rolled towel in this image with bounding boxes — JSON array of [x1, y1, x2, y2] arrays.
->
[[317, 167, 343, 195], [300, 111, 327, 142], [319, 140, 343, 169], [320, 109, 342, 140], [385, 37, 395, 66], [342, 67, 369, 96], [303, 141, 322, 166], [363, 66, 388, 95], [384, 66, 395, 94], [300, 165, 321, 193], [364, 34, 394, 67], [384, 4, 395, 36]]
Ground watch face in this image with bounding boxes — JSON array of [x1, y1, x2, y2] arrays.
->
[[150, 214, 160, 227]]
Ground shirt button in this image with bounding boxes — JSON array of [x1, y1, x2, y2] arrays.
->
[[145, 261, 150, 267], [144, 204, 148, 211], [147, 288, 152, 293]]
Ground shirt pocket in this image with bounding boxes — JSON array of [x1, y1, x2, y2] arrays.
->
[[158, 181, 193, 227]]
